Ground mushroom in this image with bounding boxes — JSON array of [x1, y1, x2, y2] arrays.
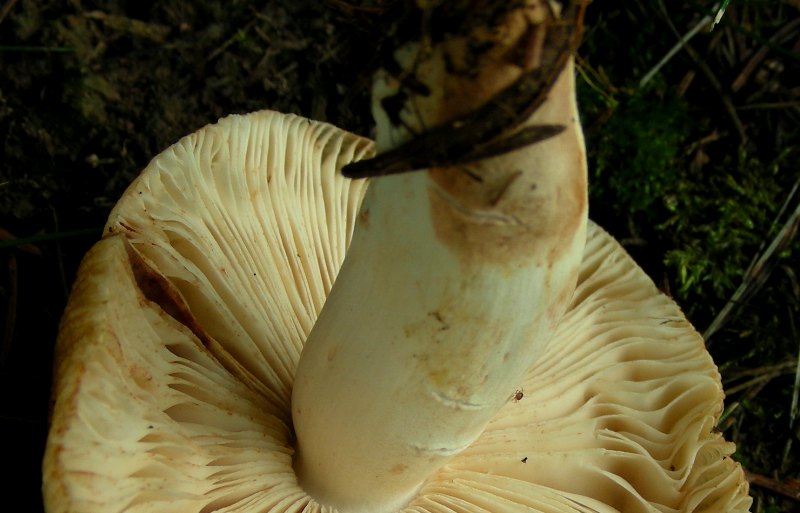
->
[[44, 2, 751, 513]]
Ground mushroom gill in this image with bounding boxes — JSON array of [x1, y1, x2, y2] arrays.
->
[[43, 110, 751, 513]]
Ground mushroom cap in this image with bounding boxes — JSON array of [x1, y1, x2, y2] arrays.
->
[[43, 110, 751, 513]]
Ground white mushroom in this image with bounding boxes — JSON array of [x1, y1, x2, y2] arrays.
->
[[43, 2, 751, 513], [42, 116, 752, 513], [292, 48, 587, 513]]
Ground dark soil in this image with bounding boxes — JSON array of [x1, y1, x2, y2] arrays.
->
[[1, 1, 377, 509], [1, 1, 798, 512]]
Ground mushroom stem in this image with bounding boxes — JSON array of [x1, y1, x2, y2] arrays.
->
[[292, 4, 587, 512]]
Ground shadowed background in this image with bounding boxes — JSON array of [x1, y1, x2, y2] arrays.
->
[[1, 1, 798, 511]]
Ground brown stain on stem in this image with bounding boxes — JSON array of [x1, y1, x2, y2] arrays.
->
[[427, 139, 585, 270], [426, 58, 587, 270]]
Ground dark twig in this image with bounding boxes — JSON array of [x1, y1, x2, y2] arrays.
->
[[737, 101, 800, 111], [745, 470, 800, 502], [723, 360, 798, 384], [639, 5, 716, 87], [724, 366, 795, 396], [342, 1, 588, 178], [687, 0, 800, 65], [0, 228, 42, 255], [654, 0, 747, 143], [705, 180, 800, 342], [0, 227, 101, 250], [323, 0, 386, 18], [207, 20, 257, 62], [0, 0, 19, 27], [1, 254, 17, 369], [732, 17, 800, 92], [784, 309, 800, 472]]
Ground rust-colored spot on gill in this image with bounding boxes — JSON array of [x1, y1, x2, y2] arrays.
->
[[389, 463, 408, 475], [358, 207, 370, 229], [124, 239, 213, 350]]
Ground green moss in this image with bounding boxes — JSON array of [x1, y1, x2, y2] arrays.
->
[[583, 82, 691, 225], [577, 7, 800, 499], [661, 151, 784, 301]]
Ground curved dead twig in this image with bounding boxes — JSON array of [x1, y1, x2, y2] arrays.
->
[[343, 0, 589, 178]]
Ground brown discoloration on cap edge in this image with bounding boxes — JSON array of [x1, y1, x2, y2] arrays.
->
[[124, 239, 214, 351]]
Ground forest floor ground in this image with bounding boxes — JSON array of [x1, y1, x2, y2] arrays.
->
[[1, 1, 799, 511]]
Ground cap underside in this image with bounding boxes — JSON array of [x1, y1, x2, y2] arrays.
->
[[44, 110, 750, 513]]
